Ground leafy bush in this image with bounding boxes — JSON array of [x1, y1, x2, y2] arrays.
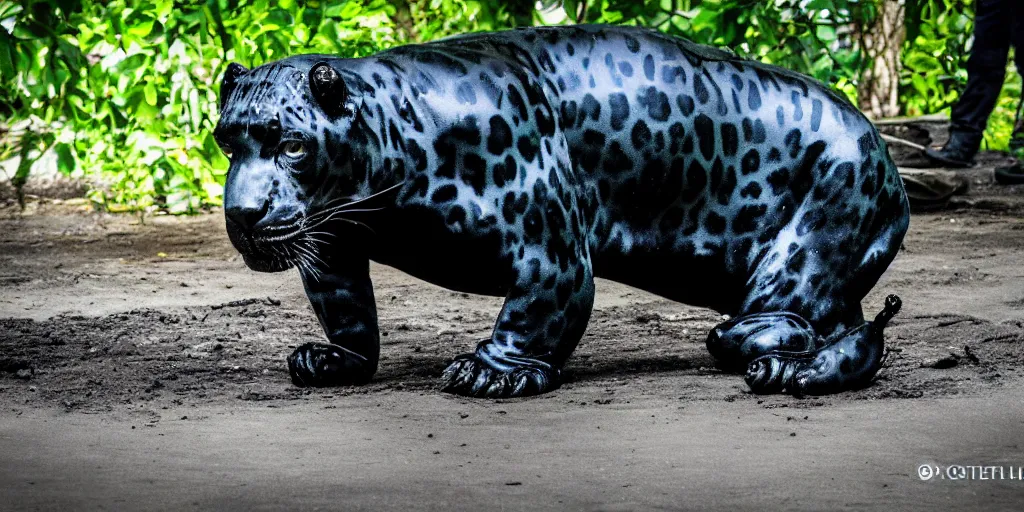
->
[[566, 0, 875, 103], [900, 0, 973, 117], [1, 0, 512, 212], [1, 0, 1017, 212]]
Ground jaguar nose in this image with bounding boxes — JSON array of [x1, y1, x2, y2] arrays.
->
[[225, 199, 270, 231]]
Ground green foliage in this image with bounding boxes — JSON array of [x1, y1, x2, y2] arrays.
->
[[0, 1, 82, 206], [899, 0, 972, 116], [1, 0, 512, 212], [1, 0, 1020, 212], [568, 0, 875, 102]]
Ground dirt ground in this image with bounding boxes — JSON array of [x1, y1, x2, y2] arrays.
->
[[2, 153, 1024, 510]]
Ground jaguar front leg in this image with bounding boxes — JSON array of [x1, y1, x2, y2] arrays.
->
[[288, 254, 380, 387], [442, 244, 596, 399]]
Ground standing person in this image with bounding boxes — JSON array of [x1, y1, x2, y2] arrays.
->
[[922, 0, 1024, 183]]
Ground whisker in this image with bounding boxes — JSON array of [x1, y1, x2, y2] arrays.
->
[[303, 207, 383, 233], [332, 181, 404, 210], [338, 217, 376, 235], [304, 206, 388, 227], [314, 194, 357, 211], [293, 248, 320, 283], [294, 242, 324, 280], [318, 206, 388, 216], [302, 242, 328, 270], [303, 235, 331, 249], [294, 241, 327, 270], [304, 182, 403, 221], [301, 230, 337, 239], [308, 255, 323, 281]]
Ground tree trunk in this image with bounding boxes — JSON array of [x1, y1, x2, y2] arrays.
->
[[392, 1, 418, 43], [857, 0, 906, 119]]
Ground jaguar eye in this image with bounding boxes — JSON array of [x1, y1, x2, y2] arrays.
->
[[282, 141, 306, 158]]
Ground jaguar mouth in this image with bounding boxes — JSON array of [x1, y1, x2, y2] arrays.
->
[[227, 220, 311, 273], [253, 222, 304, 246], [240, 251, 295, 273]]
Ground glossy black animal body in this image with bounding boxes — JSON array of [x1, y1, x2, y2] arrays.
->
[[214, 25, 909, 398]]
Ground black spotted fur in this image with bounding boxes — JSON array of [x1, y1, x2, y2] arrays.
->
[[214, 25, 910, 398]]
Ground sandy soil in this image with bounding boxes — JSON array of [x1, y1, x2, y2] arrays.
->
[[1, 159, 1024, 510]]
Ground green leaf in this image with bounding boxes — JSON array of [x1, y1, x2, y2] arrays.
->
[[911, 74, 929, 98], [144, 82, 157, 106], [188, 87, 201, 131], [815, 25, 835, 42], [55, 142, 76, 174], [0, 2, 24, 20], [904, 52, 939, 71], [127, 19, 155, 38], [0, 34, 14, 81]]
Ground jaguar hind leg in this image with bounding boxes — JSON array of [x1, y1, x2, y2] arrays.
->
[[705, 311, 827, 372], [746, 295, 901, 396]]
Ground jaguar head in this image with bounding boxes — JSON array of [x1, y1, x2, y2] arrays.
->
[[214, 57, 369, 273]]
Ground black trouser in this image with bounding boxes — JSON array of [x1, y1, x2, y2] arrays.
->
[[949, 0, 1024, 140]]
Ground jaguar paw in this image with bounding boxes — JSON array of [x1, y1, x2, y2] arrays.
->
[[745, 321, 884, 396], [287, 342, 373, 387], [440, 353, 560, 398], [744, 353, 814, 396]]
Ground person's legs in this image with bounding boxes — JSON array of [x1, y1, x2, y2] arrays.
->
[[927, 0, 1013, 166], [1009, 1, 1024, 152]]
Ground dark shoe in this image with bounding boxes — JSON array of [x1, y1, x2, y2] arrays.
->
[[994, 162, 1024, 185], [922, 130, 981, 168]]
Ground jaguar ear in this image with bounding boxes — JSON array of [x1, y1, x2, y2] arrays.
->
[[309, 61, 349, 119], [220, 63, 249, 110]]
